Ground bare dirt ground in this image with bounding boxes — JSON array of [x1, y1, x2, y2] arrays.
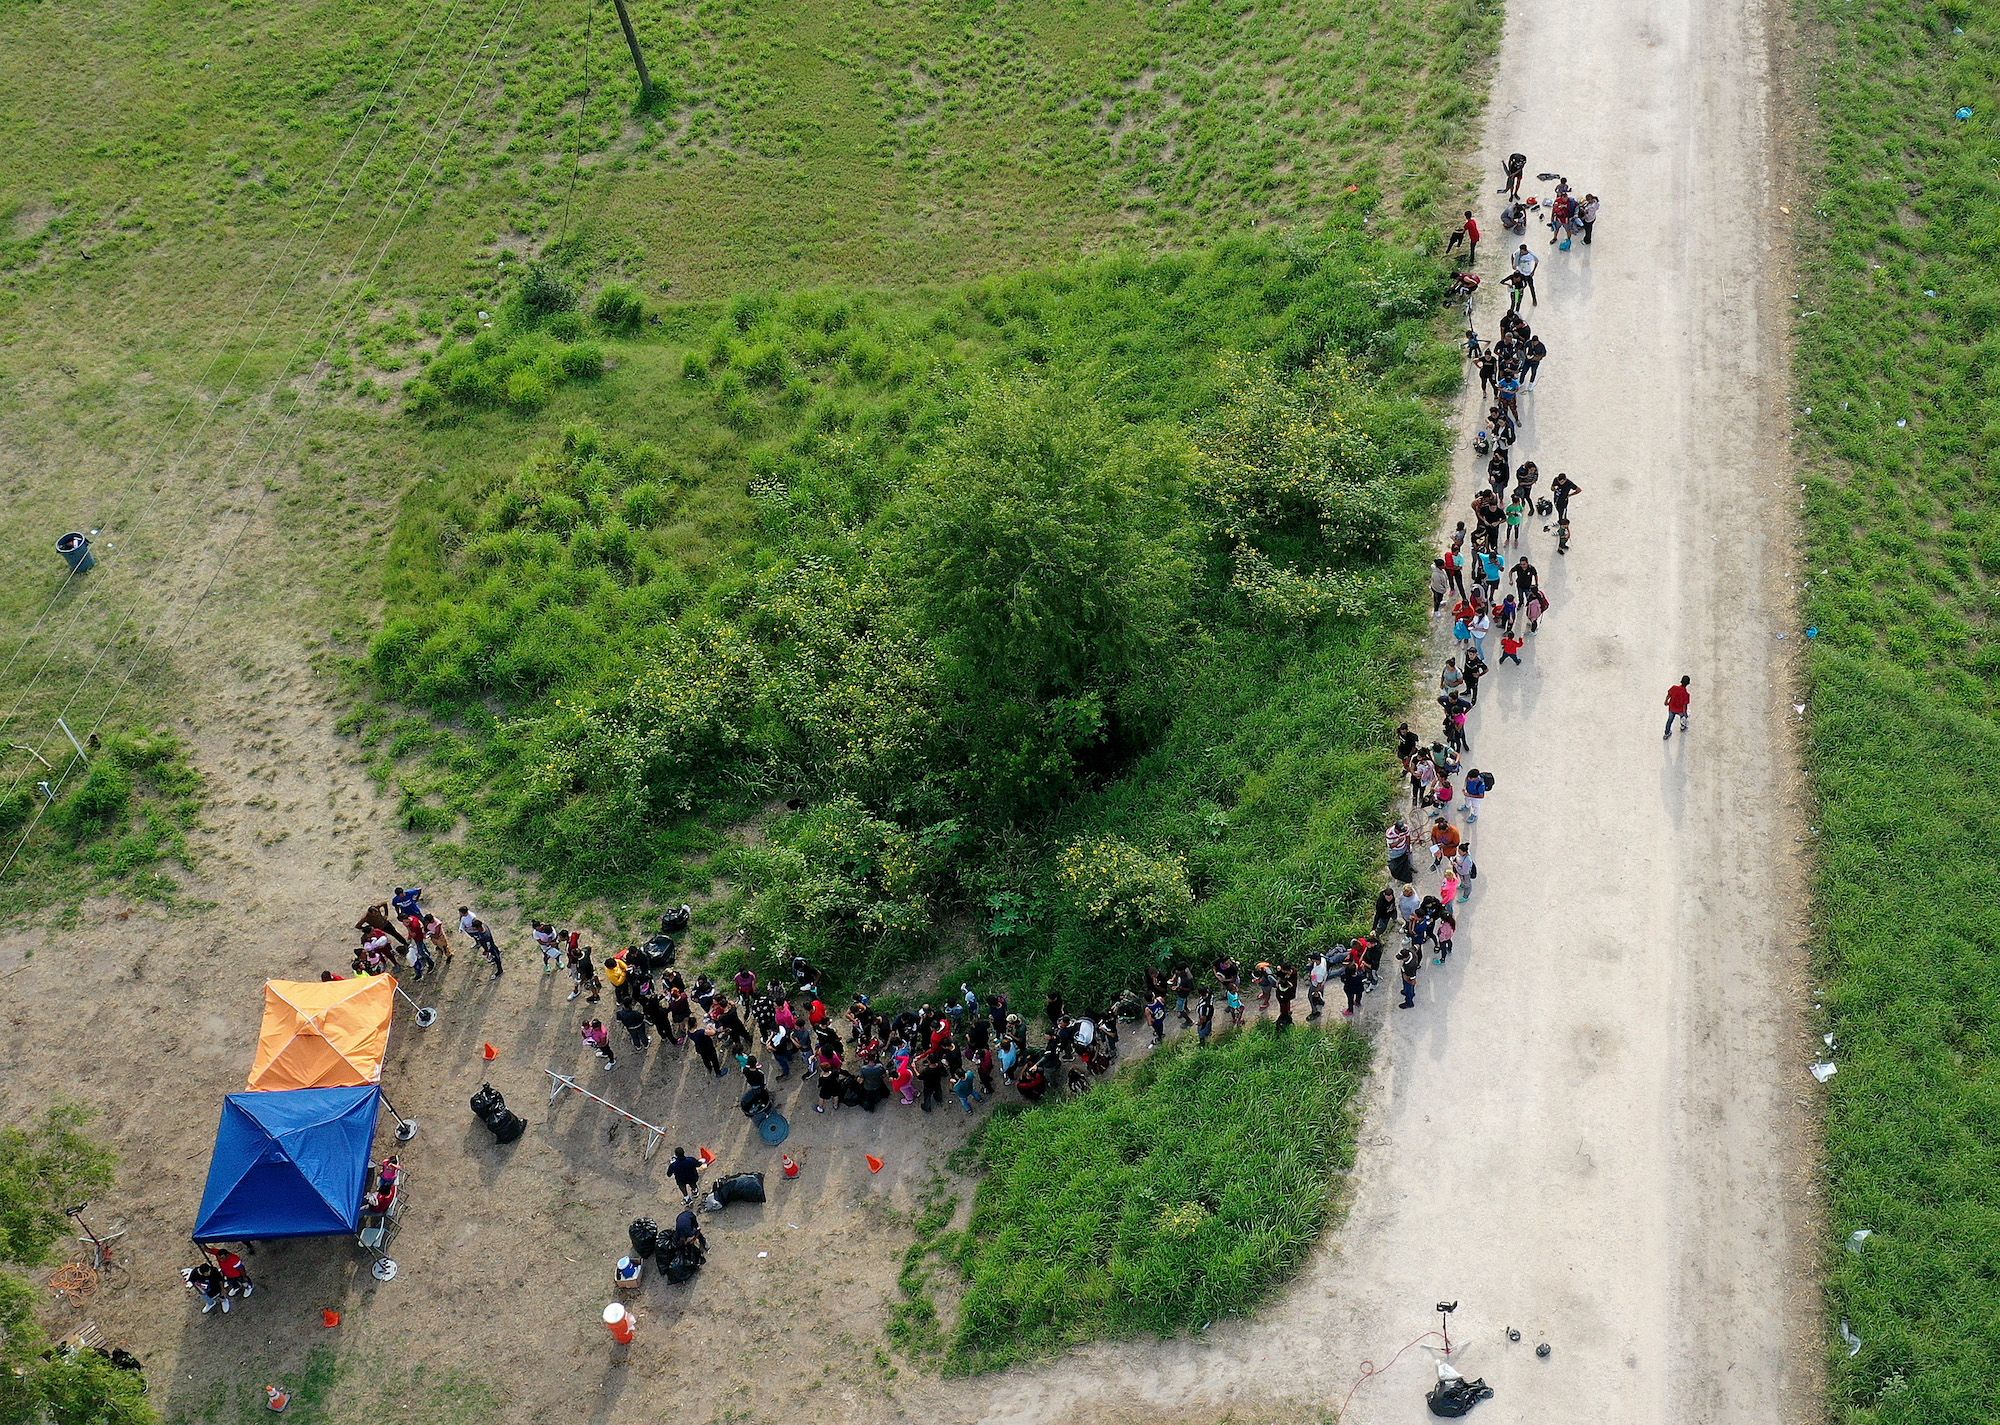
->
[[0, 0, 1819, 1418]]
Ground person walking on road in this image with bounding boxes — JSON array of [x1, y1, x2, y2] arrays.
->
[[1664, 676, 1693, 739], [1397, 944, 1421, 1009], [1512, 244, 1539, 307], [1462, 767, 1493, 822]]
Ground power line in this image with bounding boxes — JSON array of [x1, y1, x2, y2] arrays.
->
[[0, 0, 469, 745], [2, 0, 531, 837], [561, 0, 599, 249]]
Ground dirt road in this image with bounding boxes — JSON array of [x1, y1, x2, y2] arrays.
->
[[967, 0, 1818, 1419]]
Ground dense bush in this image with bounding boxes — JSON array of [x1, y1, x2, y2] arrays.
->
[[3, 731, 201, 916], [944, 1025, 1369, 1371], [0, 1105, 152, 1423], [371, 226, 1450, 1003], [592, 282, 647, 332]]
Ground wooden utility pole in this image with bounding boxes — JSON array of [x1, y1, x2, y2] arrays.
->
[[608, 0, 655, 101]]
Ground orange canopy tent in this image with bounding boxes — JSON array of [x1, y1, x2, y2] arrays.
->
[[247, 977, 395, 1092]]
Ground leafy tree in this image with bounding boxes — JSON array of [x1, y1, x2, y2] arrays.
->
[[0, 1107, 152, 1425], [0, 1106, 114, 1267], [1196, 354, 1414, 622], [897, 377, 1197, 818]]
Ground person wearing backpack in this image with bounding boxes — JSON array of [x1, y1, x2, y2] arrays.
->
[[1461, 768, 1494, 822]]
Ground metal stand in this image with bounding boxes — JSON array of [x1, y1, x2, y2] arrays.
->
[[544, 1070, 670, 1161], [392, 982, 437, 1028], [381, 1093, 419, 1142]]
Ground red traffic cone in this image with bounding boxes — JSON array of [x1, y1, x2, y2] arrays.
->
[[781, 1154, 799, 1179], [697, 1146, 716, 1166], [865, 1154, 884, 1175], [321, 1309, 341, 1329], [481, 1043, 498, 1061]]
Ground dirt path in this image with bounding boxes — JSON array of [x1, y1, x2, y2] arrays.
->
[[962, 0, 1818, 1420]]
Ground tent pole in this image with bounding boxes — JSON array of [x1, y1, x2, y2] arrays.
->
[[380, 1092, 420, 1142]]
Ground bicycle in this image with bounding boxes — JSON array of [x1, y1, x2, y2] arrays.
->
[[49, 1202, 130, 1303]]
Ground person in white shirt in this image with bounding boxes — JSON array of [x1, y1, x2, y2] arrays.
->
[[1579, 194, 1601, 244], [1512, 244, 1539, 306]]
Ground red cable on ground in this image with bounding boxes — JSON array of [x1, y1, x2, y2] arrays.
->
[[1335, 1329, 1448, 1420]]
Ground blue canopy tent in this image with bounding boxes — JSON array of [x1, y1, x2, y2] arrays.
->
[[193, 1085, 383, 1242]]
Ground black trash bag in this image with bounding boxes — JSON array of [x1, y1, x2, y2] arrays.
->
[[483, 1107, 526, 1144], [1427, 1377, 1494, 1418], [704, 1172, 766, 1210], [659, 905, 692, 936], [628, 1217, 659, 1259], [662, 1251, 700, 1284], [470, 1083, 504, 1119], [637, 935, 677, 971]]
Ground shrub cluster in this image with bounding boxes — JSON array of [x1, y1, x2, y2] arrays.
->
[[372, 225, 1449, 1000]]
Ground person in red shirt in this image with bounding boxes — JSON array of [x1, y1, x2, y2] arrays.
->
[[1664, 676, 1692, 739], [214, 1249, 254, 1299], [1445, 209, 1480, 265], [1500, 632, 1524, 665]]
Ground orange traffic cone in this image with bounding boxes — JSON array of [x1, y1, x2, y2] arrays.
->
[[321, 1309, 341, 1329], [865, 1154, 884, 1174], [481, 1043, 498, 1061], [265, 1385, 291, 1412], [697, 1146, 716, 1166], [781, 1154, 799, 1179]]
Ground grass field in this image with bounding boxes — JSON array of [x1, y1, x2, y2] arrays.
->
[[1794, 2, 1999, 1419]]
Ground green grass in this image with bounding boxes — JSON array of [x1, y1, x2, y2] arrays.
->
[[1795, 2, 2000, 1420], [356, 225, 1451, 1008], [937, 1025, 1368, 1371], [0, 728, 203, 923]]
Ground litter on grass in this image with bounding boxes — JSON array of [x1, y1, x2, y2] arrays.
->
[[1840, 1319, 1863, 1357], [1848, 1229, 1873, 1252], [1810, 1061, 1838, 1083]]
